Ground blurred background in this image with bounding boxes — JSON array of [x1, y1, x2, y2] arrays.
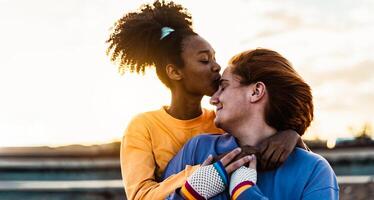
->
[[0, 0, 373, 199]]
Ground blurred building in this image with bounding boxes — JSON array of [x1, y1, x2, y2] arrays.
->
[[309, 136, 374, 200], [0, 143, 124, 200]]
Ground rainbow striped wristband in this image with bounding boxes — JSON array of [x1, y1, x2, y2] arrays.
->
[[229, 166, 257, 200], [230, 181, 254, 200]]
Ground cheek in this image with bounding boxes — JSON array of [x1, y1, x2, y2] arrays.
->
[[183, 64, 208, 81], [222, 91, 245, 109]]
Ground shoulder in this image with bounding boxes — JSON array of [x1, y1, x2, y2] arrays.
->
[[278, 148, 338, 185], [286, 148, 338, 188], [292, 148, 331, 167], [126, 108, 164, 127], [124, 109, 162, 138], [281, 148, 336, 180], [184, 133, 222, 148], [287, 148, 334, 173], [180, 134, 222, 157], [290, 149, 339, 195], [183, 133, 236, 158], [137, 108, 165, 121], [186, 133, 232, 146]]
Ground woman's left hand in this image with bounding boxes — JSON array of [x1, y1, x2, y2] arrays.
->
[[258, 130, 300, 170]]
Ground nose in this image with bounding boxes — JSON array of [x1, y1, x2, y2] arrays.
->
[[212, 61, 221, 73], [210, 90, 220, 105]]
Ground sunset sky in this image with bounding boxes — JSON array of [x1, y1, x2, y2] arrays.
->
[[0, 0, 373, 147]]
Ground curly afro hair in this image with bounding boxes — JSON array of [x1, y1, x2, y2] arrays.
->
[[106, 0, 197, 87]]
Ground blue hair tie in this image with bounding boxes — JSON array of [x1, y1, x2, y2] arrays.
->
[[160, 27, 175, 40]]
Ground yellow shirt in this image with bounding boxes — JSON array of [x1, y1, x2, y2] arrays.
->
[[121, 106, 223, 200]]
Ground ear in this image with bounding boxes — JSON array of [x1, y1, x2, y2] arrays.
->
[[166, 64, 183, 81], [249, 82, 266, 103]]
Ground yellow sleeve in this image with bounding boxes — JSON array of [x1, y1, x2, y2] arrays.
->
[[121, 115, 200, 200]]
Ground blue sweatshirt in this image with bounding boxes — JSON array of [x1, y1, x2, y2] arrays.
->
[[162, 133, 339, 200]]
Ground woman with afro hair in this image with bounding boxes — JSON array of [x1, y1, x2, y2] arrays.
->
[[106, 1, 305, 199]]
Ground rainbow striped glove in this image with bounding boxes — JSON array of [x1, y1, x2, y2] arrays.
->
[[229, 166, 257, 200], [180, 161, 228, 200]]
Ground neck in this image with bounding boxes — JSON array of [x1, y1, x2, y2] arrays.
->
[[233, 114, 277, 147], [167, 89, 203, 120]]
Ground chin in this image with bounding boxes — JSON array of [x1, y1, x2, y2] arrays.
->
[[214, 118, 224, 130]]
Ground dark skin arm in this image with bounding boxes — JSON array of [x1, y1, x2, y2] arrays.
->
[[258, 130, 307, 170], [214, 130, 308, 171]]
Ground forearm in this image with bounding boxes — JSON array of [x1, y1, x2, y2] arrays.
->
[[121, 141, 199, 199], [121, 132, 200, 199], [124, 165, 200, 200], [121, 115, 203, 199]]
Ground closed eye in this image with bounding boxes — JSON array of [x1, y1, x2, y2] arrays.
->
[[218, 84, 226, 92]]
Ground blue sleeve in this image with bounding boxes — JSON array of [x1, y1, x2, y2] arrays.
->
[[162, 137, 200, 200], [166, 189, 185, 200], [236, 185, 269, 200], [301, 159, 339, 200]]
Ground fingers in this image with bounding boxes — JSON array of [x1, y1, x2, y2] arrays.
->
[[268, 148, 284, 169], [261, 145, 275, 169], [202, 155, 213, 166], [259, 140, 270, 155], [278, 150, 288, 166], [269, 150, 287, 169], [278, 148, 292, 164], [248, 155, 257, 169], [220, 147, 241, 166], [225, 155, 252, 173]]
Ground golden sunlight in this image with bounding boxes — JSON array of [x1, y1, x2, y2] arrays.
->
[[0, 0, 373, 147]]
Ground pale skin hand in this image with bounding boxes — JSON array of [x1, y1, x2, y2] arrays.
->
[[193, 151, 256, 198], [202, 148, 255, 173], [248, 154, 256, 169]]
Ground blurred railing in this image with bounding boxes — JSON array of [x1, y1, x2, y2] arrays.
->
[[0, 143, 373, 199], [0, 144, 125, 199]]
